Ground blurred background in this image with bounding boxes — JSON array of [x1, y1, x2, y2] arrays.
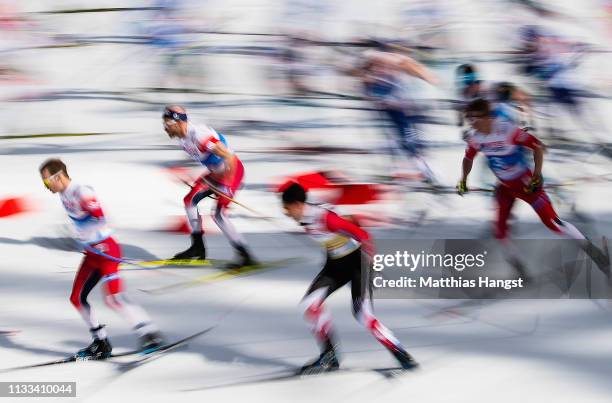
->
[[1, 0, 611, 234], [1, 2, 612, 402]]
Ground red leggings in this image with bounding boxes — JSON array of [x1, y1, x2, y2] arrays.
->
[[183, 157, 245, 210], [70, 237, 122, 310], [495, 183, 562, 239]]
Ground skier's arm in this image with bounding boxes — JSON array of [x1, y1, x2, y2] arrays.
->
[[367, 51, 438, 84], [532, 145, 544, 178], [396, 54, 438, 85], [461, 144, 478, 182], [377, 51, 437, 83], [512, 129, 543, 177], [198, 136, 236, 175], [78, 187, 104, 219], [209, 140, 230, 159], [461, 157, 473, 183], [458, 145, 477, 195], [211, 141, 237, 174]]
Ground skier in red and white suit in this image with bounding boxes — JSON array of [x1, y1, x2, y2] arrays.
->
[[281, 182, 417, 374], [162, 105, 256, 268], [457, 98, 609, 275], [39, 158, 163, 359]]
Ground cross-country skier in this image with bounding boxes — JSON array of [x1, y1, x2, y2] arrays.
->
[[456, 99, 609, 275], [162, 105, 257, 268], [39, 158, 164, 359], [281, 182, 418, 374], [354, 49, 438, 184]]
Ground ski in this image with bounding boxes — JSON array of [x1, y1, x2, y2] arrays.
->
[[115, 258, 215, 272], [186, 365, 416, 391], [113, 326, 215, 366], [58, 259, 215, 273], [124, 259, 213, 268], [0, 327, 214, 373], [0, 356, 81, 373], [140, 257, 302, 295], [372, 366, 415, 379], [296, 365, 413, 379]]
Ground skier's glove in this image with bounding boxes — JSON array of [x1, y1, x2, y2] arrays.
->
[[456, 180, 468, 196], [524, 175, 542, 194]]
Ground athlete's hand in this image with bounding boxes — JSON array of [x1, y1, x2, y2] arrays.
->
[[524, 174, 542, 194], [456, 180, 468, 196]]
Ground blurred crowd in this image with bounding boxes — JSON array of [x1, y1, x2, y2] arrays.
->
[[1, 0, 611, 173]]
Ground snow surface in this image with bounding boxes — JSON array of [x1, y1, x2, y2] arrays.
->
[[1, 0, 612, 402]]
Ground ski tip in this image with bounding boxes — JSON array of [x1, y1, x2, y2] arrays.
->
[[138, 288, 158, 295], [194, 326, 213, 334], [122, 259, 212, 268], [136, 326, 216, 357], [190, 326, 217, 339]]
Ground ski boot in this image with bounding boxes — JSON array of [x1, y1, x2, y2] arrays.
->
[[75, 338, 112, 360], [225, 245, 258, 269], [140, 331, 165, 353], [389, 345, 419, 370], [173, 232, 206, 260], [298, 345, 340, 375]]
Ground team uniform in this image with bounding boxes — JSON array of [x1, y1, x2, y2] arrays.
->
[[456, 70, 532, 189], [363, 67, 436, 183], [298, 203, 416, 371], [60, 182, 161, 356], [464, 118, 585, 240], [364, 72, 423, 155], [178, 122, 252, 261]]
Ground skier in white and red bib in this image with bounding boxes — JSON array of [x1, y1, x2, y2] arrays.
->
[[162, 105, 256, 268], [457, 98, 609, 275], [39, 158, 163, 360]]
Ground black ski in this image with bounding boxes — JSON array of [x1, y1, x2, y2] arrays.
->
[[116, 326, 215, 366], [0, 326, 214, 373], [186, 365, 416, 391]]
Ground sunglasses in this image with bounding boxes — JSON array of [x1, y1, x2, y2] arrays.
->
[[162, 109, 187, 122], [42, 171, 61, 189]]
